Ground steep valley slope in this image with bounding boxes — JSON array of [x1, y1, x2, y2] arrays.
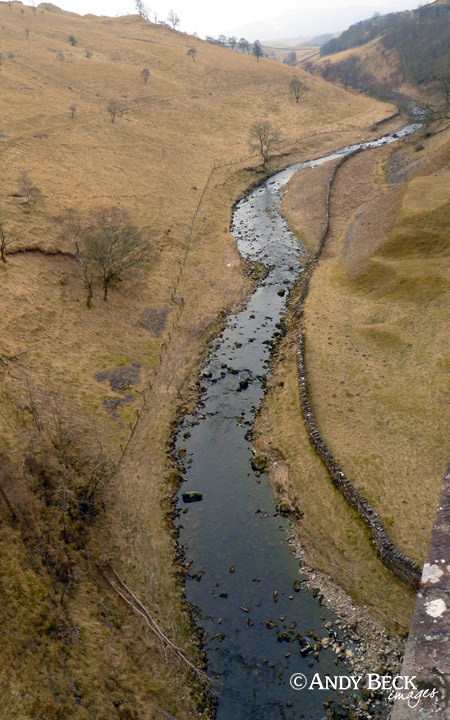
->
[[0, 2, 400, 718], [255, 115, 450, 632]]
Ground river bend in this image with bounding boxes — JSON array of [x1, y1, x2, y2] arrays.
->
[[175, 124, 420, 720]]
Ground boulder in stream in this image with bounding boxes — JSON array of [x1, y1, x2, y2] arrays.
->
[[251, 455, 268, 472], [182, 491, 203, 503]]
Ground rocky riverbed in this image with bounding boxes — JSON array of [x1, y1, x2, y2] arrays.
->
[[287, 530, 405, 719]]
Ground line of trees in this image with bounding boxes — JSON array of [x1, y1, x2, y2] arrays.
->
[[134, 0, 180, 31], [204, 34, 266, 60]]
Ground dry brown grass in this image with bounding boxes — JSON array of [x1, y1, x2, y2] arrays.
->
[[0, 1, 400, 715], [256, 125, 450, 631], [262, 45, 320, 64], [316, 38, 398, 81], [310, 37, 421, 104]]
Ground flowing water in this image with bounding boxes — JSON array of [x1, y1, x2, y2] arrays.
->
[[174, 124, 421, 719]]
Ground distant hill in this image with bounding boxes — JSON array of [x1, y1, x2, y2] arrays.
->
[[320, 2, 450, 83], [304, 0, 450, 105], [304, 33, 335, 46], [225, 1, 425, 43], [267, 33, 335, 48]]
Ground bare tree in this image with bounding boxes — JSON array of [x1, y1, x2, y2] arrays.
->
[[17, 171, 42, 207], [228, 36, 237, 50], [167, 9, 180, 30], [252, 40, 263, 61], [290, 77, 306, 103], [249, 121, 281, 169], [186, 47, 197, 62], [9, 384, 116, 584], [55, 207, 84, 249], [141, 67, 150, 84], [68, 35, 77, 46], [107, 100, 118, 123], [283, 50, 297, 66], [238, 38, 250, 53], [426, 71, 450, 127], [69, 104, 76, 118], [134, 0, 149, 20], [55, 208, 94, 307], [0, 221, 15, 263], [80, 206, 152, 301], [56, 51, 65, 62]]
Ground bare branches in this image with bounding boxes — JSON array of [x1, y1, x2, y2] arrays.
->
[[167, 9, 180, 30], [107, 100, 118, 123], [55, 207, 85, 250], [248, 121, 281, 170], [252, 40, 263, 62], [425, 71, 450, 128], [134, 0, 150, 20], [100, 567, 212, 687], [140, 67, 150, 84], [0, 220, 16, 262], [17, 171, 42, 207], [186, 47, 197, 63], [0, 345, 42, 365], [56, 205, 152, 304], [21, 385, 117, 525], [82, 206, 153, 301], [54, 208, 95, 304], [238, 38, 250, 53], [289, 77, 306, 103]]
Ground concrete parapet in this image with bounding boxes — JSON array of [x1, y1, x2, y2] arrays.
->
[[391, 462, 450, 719]]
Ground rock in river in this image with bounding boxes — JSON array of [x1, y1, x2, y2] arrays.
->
[[182, 491, 203, 503], [251, 455, 269, 472]]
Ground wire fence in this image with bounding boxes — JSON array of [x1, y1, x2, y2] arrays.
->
[[116, 113, 382, 465]]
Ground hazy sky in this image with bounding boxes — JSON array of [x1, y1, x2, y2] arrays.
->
[[29, 0, 423, 38]]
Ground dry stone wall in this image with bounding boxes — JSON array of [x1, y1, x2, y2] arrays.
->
[[293, 147, 422, 589]]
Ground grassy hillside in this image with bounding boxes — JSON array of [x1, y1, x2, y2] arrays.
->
[[255, 119, 450, 631], [313, 38, 408, 98], [306, 1, 450, 107], [0, 2, 397, 718], [262, 44, 320, 64], [320, 1, 450, 84]]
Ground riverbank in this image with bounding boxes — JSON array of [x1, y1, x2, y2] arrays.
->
[[0, 5, 411, 711], [160, 125, 429, 720], [288, 530, 405, 717], [254, 119, 450, 633]]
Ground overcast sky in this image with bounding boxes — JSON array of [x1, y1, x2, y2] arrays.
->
[[29, 0, 425, 38]]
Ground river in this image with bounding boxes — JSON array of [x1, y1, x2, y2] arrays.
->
[[174, 123, 421, 720]]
